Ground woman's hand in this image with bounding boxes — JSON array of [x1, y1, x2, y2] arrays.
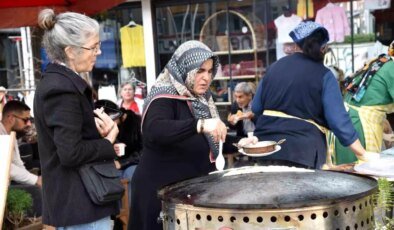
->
[[198, 118, 227, 142], [357, 151, 380, 162], [94, 108, 114, 136], [93, 107, 119, 144], [114, 143, 126, 157]]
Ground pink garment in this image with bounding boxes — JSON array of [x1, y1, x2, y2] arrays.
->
[[315, 3, 350, 43]]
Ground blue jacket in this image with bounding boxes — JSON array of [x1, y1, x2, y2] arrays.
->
[[252, 53, 357, 168]]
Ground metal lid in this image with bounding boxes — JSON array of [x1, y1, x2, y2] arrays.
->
[[158, 166, 378, 209]]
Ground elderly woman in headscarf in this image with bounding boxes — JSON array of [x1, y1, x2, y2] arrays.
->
[[242, 21, 375, 169], [334, 40, 394, 164], [128, 40, 227, 230]]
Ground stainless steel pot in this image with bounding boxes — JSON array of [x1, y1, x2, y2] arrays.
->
[[158, 166, 378, 230]]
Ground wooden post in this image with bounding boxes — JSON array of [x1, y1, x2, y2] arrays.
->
[[0, 131, 16, 226]]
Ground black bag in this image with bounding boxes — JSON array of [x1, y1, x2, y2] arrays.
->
[[79, 161, 125, 205]]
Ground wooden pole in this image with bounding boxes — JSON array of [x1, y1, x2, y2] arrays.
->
[[0, 131, 16, 226]]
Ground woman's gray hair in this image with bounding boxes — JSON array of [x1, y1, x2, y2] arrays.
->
[[118, 82, 135, 97], [234, 82, 255, 95], [38, 9, 99, 63]]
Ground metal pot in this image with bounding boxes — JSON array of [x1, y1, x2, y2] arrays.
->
[[240, 139, 285, 154], [158, 166, 378, 230]]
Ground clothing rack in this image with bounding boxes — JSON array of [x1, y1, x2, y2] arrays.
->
[[130, 76, 146, 88]]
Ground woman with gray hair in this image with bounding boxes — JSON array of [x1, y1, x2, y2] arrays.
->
[[34, 9, 120, 229]]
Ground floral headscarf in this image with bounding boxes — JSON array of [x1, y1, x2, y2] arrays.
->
[[289, 21, 329, 47], [142, 40, 220, 161]]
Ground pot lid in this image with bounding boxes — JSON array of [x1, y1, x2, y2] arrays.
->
[[158, 166, 378, 209]]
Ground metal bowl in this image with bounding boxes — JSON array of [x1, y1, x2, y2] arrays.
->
[[242, 141, 277, 154]]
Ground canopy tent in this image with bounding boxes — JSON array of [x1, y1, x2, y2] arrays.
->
[[0, 0, 125, 28]]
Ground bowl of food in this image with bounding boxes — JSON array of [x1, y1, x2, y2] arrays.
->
[[242, 139, 286, 155], [243, 141, 277, 154]]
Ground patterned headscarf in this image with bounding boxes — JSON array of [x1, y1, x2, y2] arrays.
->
[[142, 40, 220, 161], [289, 21, 329, 47]]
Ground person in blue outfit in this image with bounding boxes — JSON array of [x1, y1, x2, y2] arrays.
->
[[240, 21, 376, 169]]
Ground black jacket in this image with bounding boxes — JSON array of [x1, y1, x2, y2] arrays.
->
[[116, 109, 142, 169], [34, 63, 118, 227]]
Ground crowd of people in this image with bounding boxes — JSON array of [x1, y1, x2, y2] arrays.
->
[[1, 7, 394, 230]]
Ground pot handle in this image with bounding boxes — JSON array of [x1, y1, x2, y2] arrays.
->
[[276, 139, 286, 145]]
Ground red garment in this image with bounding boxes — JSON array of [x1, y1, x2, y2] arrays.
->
[[123, 100, 140, 114]]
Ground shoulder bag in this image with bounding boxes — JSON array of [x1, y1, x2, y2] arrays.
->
[[79, 161, 125, 205]]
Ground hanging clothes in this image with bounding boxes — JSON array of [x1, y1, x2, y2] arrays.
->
[[297, 0, 314, 19], [315, 3, 350, 43], [95, 20, 117, 69], [98, 85, 117, 103], [274, 14, 302, 60], [120, 25, 146, 67]]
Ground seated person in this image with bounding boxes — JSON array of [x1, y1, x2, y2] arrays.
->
[[227, 82, 256, 137], [95, 100, 142, 208], [19, 121, 40, 171], [223, 82, 256, 162], [0, 100, 42, 216]]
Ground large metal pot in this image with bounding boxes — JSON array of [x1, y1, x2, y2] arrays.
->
[[158, 166, 378, 230]]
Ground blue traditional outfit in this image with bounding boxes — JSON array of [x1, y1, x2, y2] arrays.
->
[[252, 21, 358, 169]]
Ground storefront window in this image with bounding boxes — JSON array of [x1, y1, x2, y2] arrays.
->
[[91, 2, 147, 102], [151, 0, 392, 120], [153, 0, 298, 108]]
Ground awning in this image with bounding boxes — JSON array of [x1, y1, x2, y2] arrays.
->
[[0, 0, 125, 29]]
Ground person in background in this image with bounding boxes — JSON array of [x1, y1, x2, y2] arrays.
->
[[334, 39, 394, 164], [1, 101, 43, 217], [0, 86, 13, 120], [241, 21, 376, 169], [227, 82, 256, 137], [0, 101, 41, 187], [117, 82, 143, 115], [128, 40, 227, 230], [95, 99, 142, 208], [34, 9, 119, 229]]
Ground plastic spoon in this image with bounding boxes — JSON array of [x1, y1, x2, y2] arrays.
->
[[215, 140, 225, 171]]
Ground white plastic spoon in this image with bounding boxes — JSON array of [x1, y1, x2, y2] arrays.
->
[[215, 140, 225, 171]]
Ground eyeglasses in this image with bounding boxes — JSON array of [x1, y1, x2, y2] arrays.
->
[[80, 41, 101, 54], [13, 114, 32, 124]]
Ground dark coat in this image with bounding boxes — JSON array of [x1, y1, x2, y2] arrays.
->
[[34, 63, 118, 227], [116, 109, 143, 169], [128, 98, 214, 230]]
